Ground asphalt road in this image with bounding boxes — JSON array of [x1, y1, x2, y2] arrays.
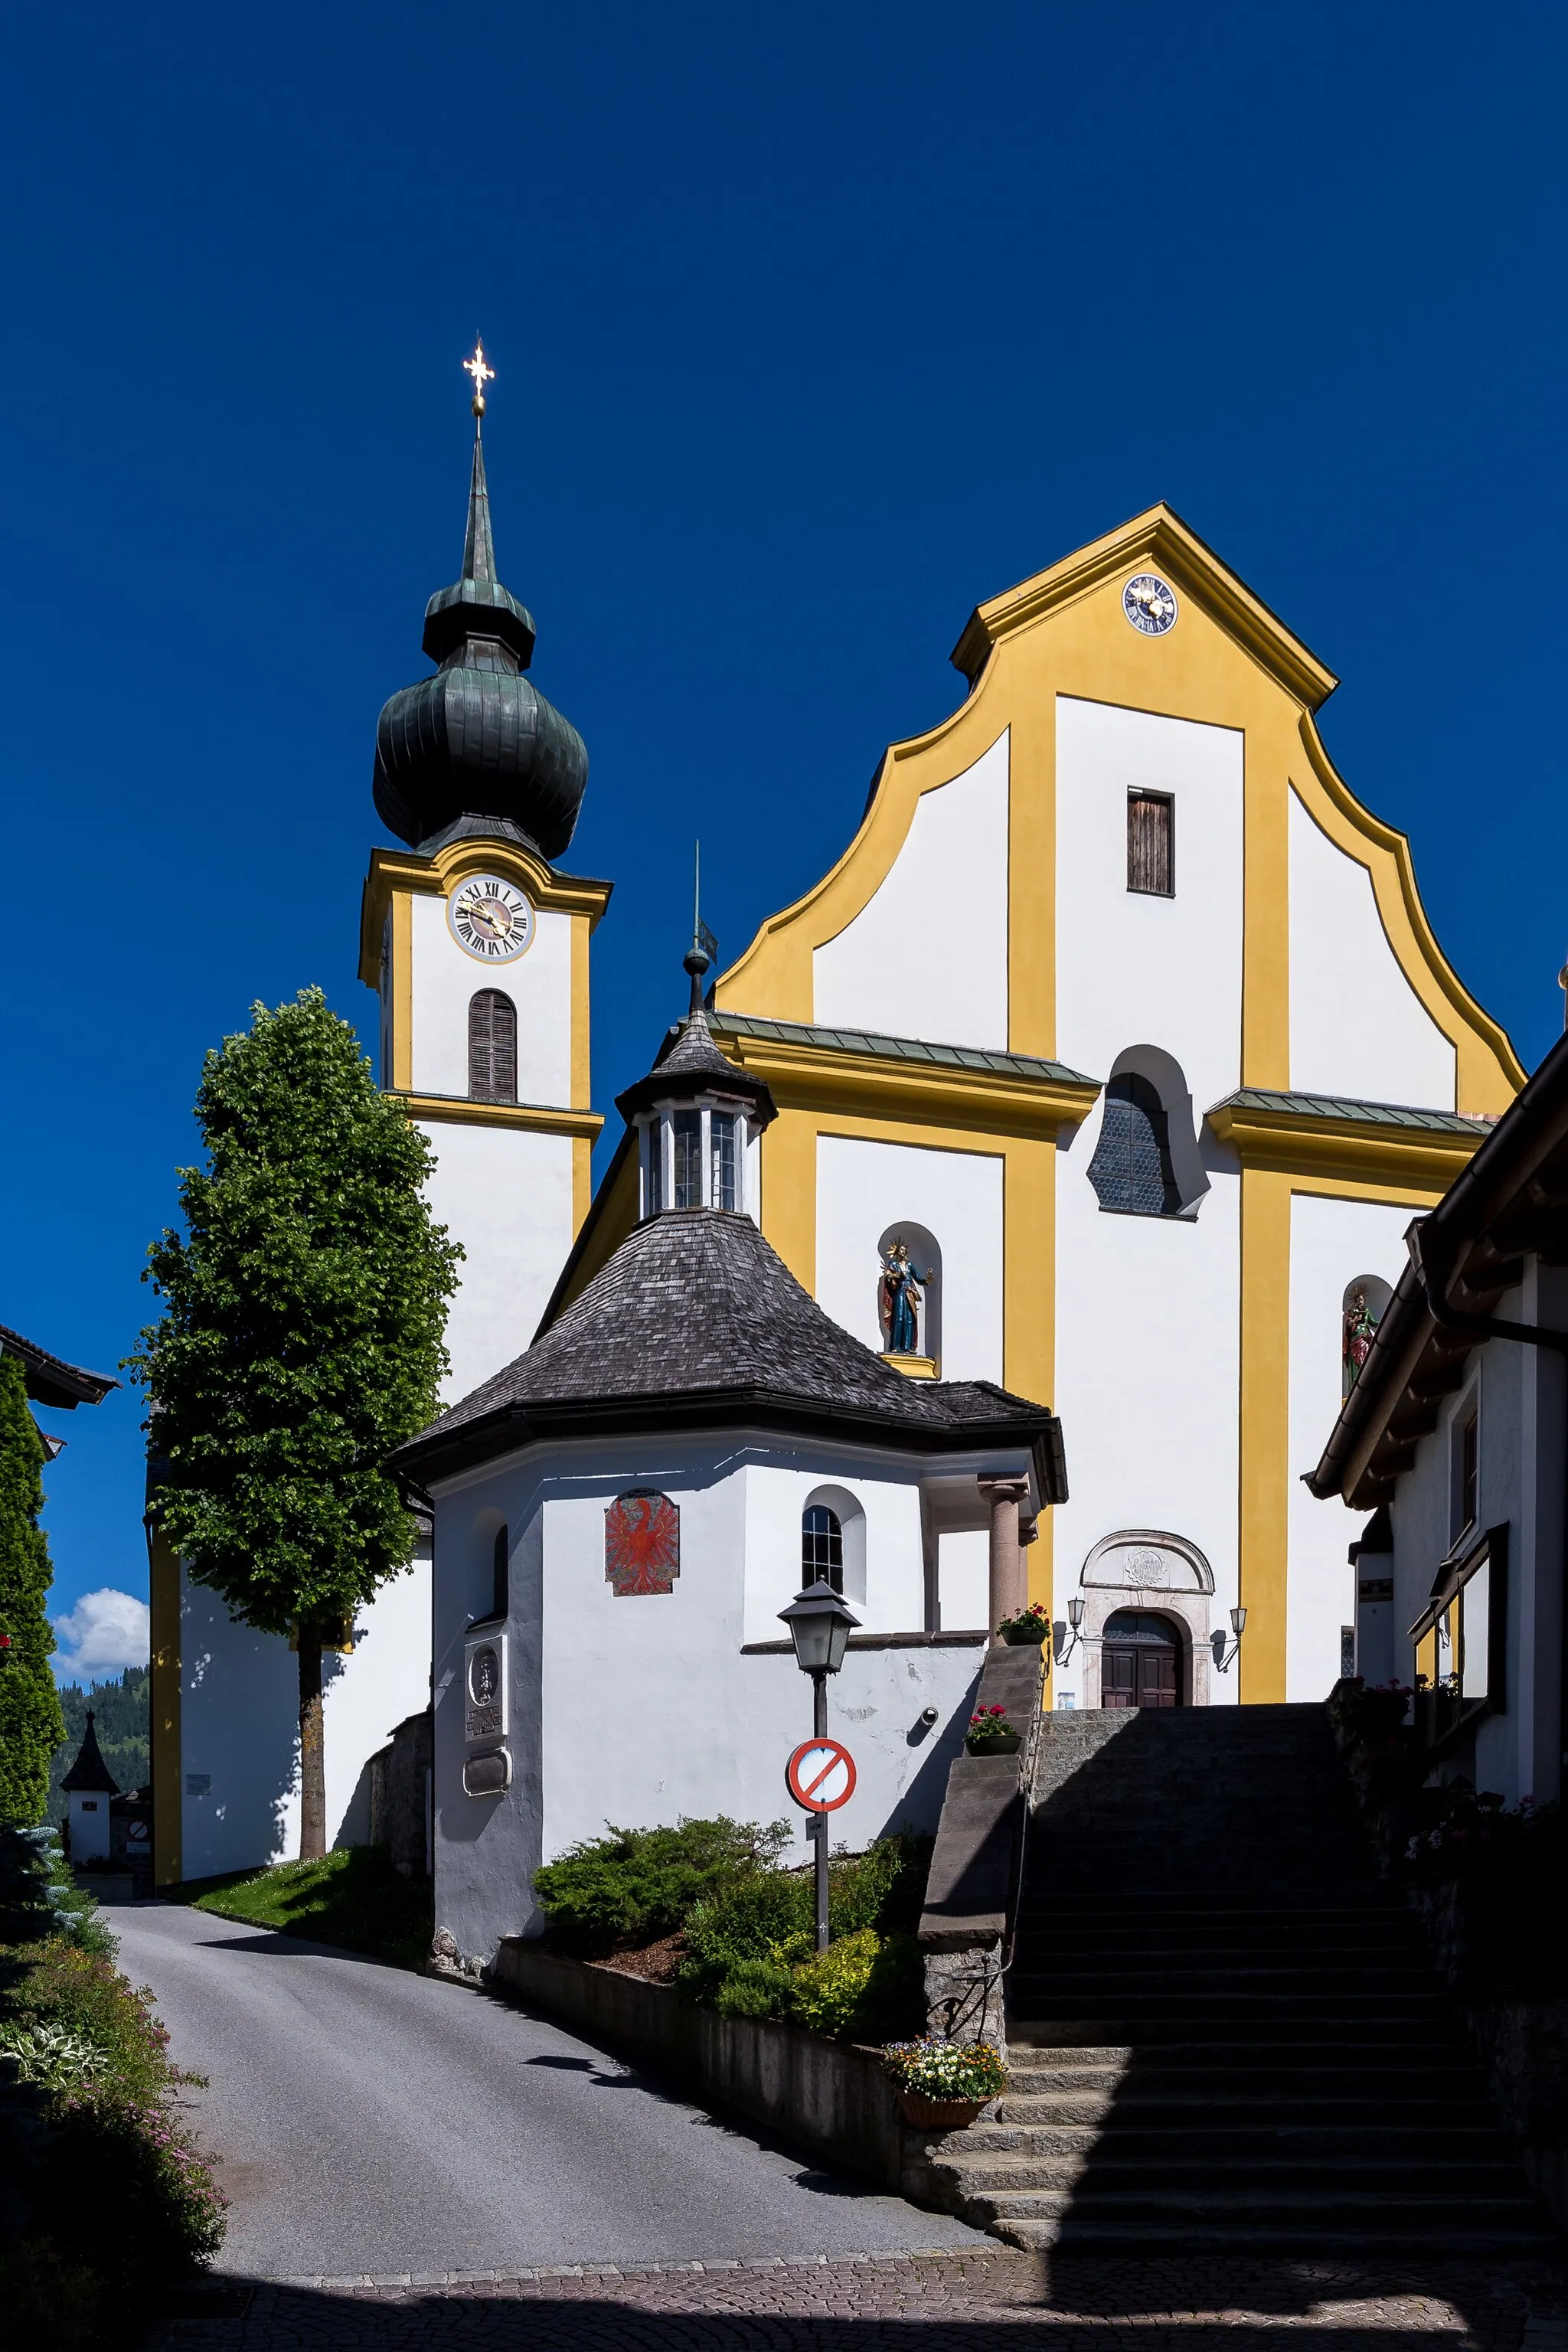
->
[[109, 1899, 985, 2282]]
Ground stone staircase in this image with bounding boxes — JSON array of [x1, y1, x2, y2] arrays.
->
[[918, 1704, 1549, 2253]]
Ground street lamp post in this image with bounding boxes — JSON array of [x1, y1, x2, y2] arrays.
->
[[778, 1578, 861, 1952]]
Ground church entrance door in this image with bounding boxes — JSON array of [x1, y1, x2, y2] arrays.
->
[[1100, 1609, 1181, 1708]]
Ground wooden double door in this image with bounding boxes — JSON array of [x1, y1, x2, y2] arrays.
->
[[1100, 1609, 1181, 1708]]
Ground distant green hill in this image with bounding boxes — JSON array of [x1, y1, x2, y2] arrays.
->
[[47, 1667, 150, 1826]]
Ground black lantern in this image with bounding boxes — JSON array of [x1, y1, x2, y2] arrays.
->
[[778, 1579, 861, 1677]]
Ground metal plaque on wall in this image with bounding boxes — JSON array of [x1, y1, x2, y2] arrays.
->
[[464, 1630, 508, 1744]]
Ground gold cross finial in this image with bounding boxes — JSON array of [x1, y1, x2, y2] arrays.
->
[[462, 338, 495, 420]]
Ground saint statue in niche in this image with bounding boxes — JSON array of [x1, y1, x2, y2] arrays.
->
[[1342, 1286, 1380, 1393], [879, 1238, 933, 1357]]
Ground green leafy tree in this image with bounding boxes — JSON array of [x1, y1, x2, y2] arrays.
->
[[0, 1351, 64, 1822], [129, 988, 460, 1858]]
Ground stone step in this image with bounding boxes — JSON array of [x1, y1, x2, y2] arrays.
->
[[1010, 1965, 1439, 1994], [966, 2187, 1544, 2230], [936, 2145, 1525, 2190], [992, 2218, 1557, 2255], [982, 2112, 1515, 2153], [998, 2090, 1502, 2126]]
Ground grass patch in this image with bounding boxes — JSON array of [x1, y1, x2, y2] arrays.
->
[[175, 1844, 433, 1970]]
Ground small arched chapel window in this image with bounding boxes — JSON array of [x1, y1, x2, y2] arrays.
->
[[802, 1504, 844, 1593], [469, 991, 517, 1104], [1086, 1073, 1181, 1216]]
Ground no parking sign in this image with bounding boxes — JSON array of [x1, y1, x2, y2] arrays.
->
[[785, 1737, 857, 1814]]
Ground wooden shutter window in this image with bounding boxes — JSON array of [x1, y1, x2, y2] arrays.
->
[[469, 990, 518, 1103], [1127, 792, 1174, 895]]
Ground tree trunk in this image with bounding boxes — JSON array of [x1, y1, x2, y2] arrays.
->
[[297, 1630, 326, 1860]]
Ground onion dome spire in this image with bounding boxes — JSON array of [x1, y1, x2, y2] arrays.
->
[[372, 342, 590, 861]]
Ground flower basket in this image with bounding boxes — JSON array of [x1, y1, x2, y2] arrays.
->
[[900, 2091, 986, 2128], [997, 1605, 1052, 1650], [881, 2036, 1009, 2125], [965, 1704, 1021, 1756]]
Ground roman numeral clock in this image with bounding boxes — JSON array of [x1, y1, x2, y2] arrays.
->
[[448, 874, 537, 963]]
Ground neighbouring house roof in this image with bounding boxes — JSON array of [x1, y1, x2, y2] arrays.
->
[[0, 1324, 118, 1410], [1206, 1087, 1492, 1137], [710, 1011, 1099, 1090], [394, 1207, 1067, 1491], [61, 1711, 119, 1795], [1307, 1029, 1568, 1511]]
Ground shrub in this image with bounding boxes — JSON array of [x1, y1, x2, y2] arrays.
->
[[789, 1928, 924, 2041], [714, 1956, 797, 2018], [534, 1816, 789, 1954]]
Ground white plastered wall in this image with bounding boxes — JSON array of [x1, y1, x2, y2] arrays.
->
[[815, 1135, 1004, 1381], [740, 1455, 926, 1644], [429, 1439, 986, 1962], [1050, 695, 1245, 1707], [1050, 1139, 1242, 1708], [1054, 697, 1243, 1111], [177, 1549, 431, 1879], [408, 894, 573, 1106], [1288, 789, 1455, 1109], [812, 731, 1009, 1049], [1287, 1194, 1421, 1699], [420, 1121, 575, 1404]]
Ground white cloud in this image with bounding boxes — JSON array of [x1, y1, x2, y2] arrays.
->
[[52, 1589, 151, 1682]]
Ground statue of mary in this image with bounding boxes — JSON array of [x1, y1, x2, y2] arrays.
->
[[879, 1239, 930, 1357]]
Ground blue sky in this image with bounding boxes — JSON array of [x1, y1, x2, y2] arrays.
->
[[3, 4, 1563, 1668]]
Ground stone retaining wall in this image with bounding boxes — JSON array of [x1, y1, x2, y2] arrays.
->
[[491, 1942, 928, 2199]]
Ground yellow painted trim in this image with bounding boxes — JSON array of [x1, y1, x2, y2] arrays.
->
[[1292, 728, 1524, 1115], [1243, 730, 1291, 1092], [393, 1090, 603, 1143], [883, 1354, 938, 1380], [149, 1528, 181, 1888], [552, 1140, 641, 1319], [760, 1112, 820, 1297], [952, 505, 1338, 707], [1207, 1101, 1488, 1193], [572, 1135, 593, 1236], [718, 1030, 1100, 1142], [391, 891, 413, 1093], [359, 839, 613, 988], [1004, 1137, 1056, 1619], [1238, 1167, 1291, 1704]]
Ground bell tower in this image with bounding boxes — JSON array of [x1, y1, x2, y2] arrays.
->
[[359, 345, 611, 1403]]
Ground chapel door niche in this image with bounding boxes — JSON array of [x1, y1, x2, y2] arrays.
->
[[1100, 1609, 1181, 1708]]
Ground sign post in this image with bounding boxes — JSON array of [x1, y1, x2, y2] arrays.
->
[[785, 1729, 857, 1952]]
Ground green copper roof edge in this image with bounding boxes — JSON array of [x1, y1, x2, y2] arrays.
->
[[710, 1011, 1099, 1088], [1207, 1087, 1491, 1135]]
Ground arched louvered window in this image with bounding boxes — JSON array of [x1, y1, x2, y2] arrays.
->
[[1086, 1073, 1181, 1216], [802, 1504, 844, 1593], [469, 991, 517, 1104]]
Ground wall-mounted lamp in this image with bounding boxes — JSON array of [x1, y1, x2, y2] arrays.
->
[[1211, 1606, 1247, 1674], [1057, 1596, 1086, 1666]]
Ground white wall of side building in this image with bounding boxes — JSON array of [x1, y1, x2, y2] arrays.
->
[[1285, 1192, 1421, 1700], [176, 1551, 431, 1879], [815, 1134, 1004, 1381], [420, 1120, 576, 1404], [1287, 789, 1455, 1109], [407, 896, 573, 1106], [812, 731, 1010, 1048], [429, 1435, 998, 1965]]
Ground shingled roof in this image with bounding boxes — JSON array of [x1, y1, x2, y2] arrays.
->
[[394, 1208, 1065, 1487], [61, 1710, 119, 1795]]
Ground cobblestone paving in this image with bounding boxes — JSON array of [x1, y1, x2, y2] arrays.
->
[[152, 2249, 1568, 2352]]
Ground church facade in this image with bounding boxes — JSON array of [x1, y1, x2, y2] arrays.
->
[[149, 414, 1524, 1890]]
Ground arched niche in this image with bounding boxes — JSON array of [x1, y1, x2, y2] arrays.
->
[[1076, 1529, 1214, 1707], [877, 1220, 942, 1365], [802, 1482, 867, 1607], [1102, 1044, 1210, 1217]]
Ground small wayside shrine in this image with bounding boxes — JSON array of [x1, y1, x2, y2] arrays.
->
[[391, 972, 1067, 1967], [60, 1710, 119, 1867]]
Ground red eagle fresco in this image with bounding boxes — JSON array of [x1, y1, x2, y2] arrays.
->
[[604, 1491, 681, 1596]]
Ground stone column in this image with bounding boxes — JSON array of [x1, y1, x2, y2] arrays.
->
[[978, 1475, 1031, 1635]]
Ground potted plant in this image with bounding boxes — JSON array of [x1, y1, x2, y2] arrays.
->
[[965, 1704, 1021, 1756], [996, 1602, 1051, 1651], [881, 2036, 1010, 2128]]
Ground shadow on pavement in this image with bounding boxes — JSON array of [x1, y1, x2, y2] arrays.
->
[[145, 2250, 1568, 2351]]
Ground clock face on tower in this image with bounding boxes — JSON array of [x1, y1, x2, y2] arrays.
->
[[447, 874, 537, 962], [1122, 573, 1178, 635]]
